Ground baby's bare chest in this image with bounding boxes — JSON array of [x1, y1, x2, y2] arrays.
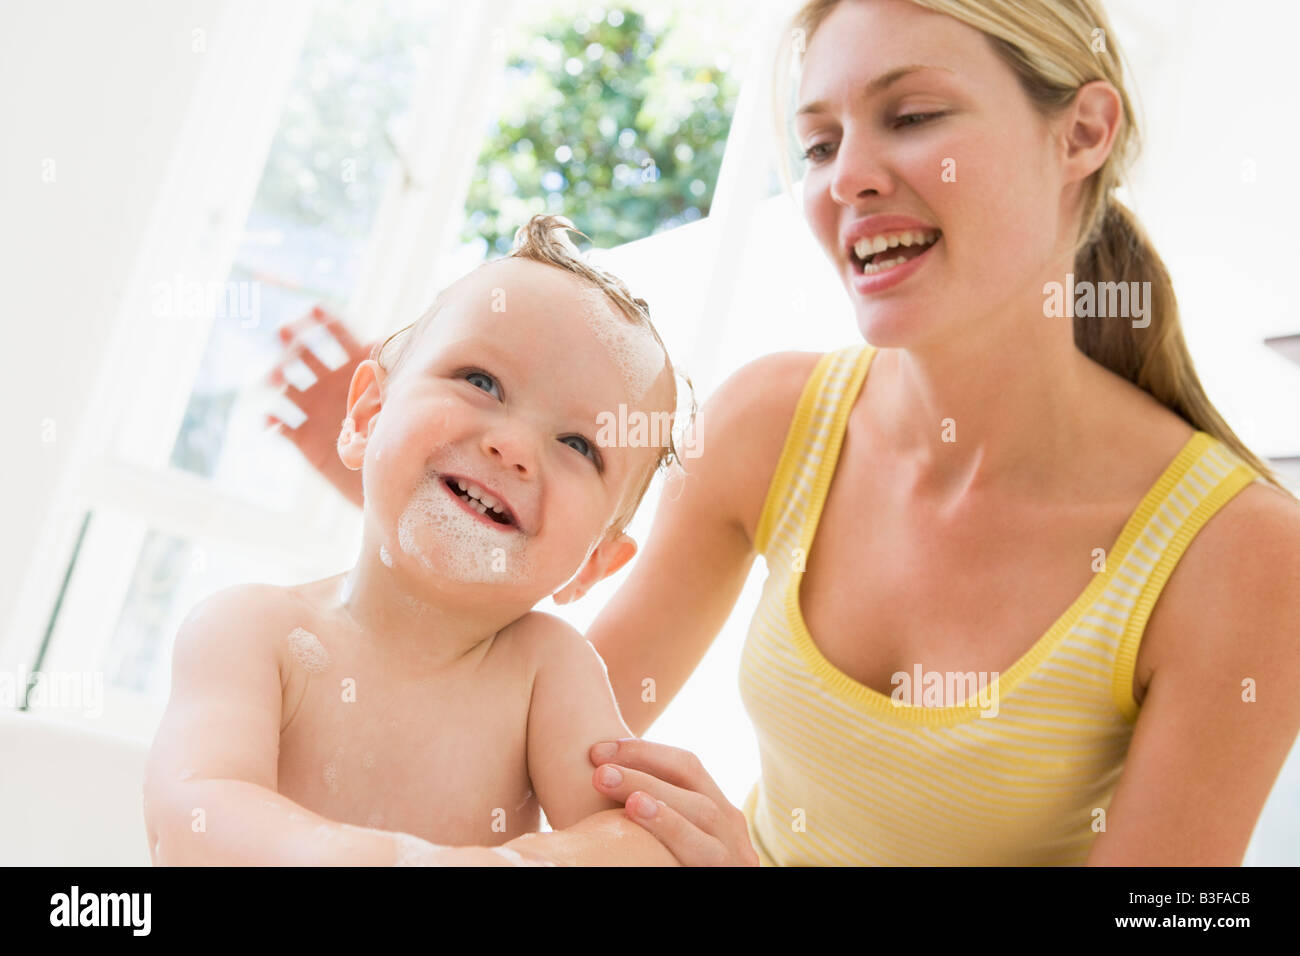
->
[[276, 638, 540, 847]]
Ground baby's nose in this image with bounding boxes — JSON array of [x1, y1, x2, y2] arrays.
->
[[481, 425, 536, 476]]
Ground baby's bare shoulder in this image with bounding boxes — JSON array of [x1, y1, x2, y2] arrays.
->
[[497, 611, 601, 674], [176, 582, 325, 672]]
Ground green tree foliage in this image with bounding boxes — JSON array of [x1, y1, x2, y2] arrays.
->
[[463, 6, 741, 254]]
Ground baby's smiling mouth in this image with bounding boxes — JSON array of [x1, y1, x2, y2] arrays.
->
[[441, 475, 519, 529]]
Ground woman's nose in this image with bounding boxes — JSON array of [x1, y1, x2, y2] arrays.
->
[[828, 128, 892, 207]]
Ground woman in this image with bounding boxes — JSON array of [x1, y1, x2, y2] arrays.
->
[[273, 0, 1300, 865]]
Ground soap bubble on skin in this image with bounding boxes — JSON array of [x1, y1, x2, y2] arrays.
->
[[396, 463, 531, 585], [288, 627, 331, 674], [490, 844, 556, 867], [378, 544, 393, 568], [323, 745, 344, 796], [576, 286, 665, 404], [392, 831, 451, 866]]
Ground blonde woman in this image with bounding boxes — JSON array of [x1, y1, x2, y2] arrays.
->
[[273, 0, 1300, 865], [575, 0, 1300, 866]]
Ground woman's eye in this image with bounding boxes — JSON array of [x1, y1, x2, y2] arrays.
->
[[893, 111, 943, 129], [464, 370, 501, 398], [802, 141, 834, 163], [560, 434, 601, 468]]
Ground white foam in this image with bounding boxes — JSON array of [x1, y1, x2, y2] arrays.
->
[[288, 627, 331, 674], [323, 745, 343, 795], [578, 286, 665, 403], [361, 751, 375, 769], [177, 768, 196, 782], [396, 466, 531, 584], [392, 831, 449, 866], [489, 845, 555, 867], [378, 544, 393, 567]]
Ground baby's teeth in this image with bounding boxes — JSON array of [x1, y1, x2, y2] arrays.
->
[[456, 480, 468, 492], [479, 493, 499, 510]]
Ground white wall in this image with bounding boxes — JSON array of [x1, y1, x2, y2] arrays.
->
[[0, 1, 226, 666]]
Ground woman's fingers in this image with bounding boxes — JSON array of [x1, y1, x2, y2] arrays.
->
[[621, 792, 730, 867], [277, 306, 367, 358], [588, 739, 760, 866], [591, 763, 716, 830], [289, 340, 331, 382], [589, 738, 728, 810]]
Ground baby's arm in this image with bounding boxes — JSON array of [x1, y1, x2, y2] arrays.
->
[[485, 613, 676, 866], [144, 585, 443, 866]]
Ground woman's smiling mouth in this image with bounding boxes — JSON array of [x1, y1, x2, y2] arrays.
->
[[849, 232, 942, 294]]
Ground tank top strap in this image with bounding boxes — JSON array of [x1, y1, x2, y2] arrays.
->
[[1110, 432, 1264, 721], [753, 344, 876, 557]]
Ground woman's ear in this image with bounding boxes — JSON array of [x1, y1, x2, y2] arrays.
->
[[1060, 79, 1122, 184], [337, 359, 385, 471], [551, 532, 638, 605]]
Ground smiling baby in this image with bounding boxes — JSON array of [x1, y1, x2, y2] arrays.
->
[[143, 215, 688, 865]]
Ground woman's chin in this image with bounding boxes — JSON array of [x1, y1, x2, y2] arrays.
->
[[853, 306, 924, 350]]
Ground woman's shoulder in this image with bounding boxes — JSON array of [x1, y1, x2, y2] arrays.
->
[[691, 349, 831, 542], [1139, 438, 1300, 686]]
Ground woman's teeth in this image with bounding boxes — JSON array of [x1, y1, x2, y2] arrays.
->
[[853, 229, 940, 274]]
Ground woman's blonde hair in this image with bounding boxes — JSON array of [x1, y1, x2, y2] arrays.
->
[[775, 0, 1293, 497]]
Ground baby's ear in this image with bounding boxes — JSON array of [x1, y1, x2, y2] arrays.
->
[[551, 532, 637, 605], [337, 359, 385, 471]]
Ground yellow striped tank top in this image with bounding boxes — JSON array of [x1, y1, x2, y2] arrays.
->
[[738, 343, 1264, 865]]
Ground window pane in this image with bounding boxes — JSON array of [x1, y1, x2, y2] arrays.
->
[[455, 0, 758, 263], [168, 0, 453, 511]]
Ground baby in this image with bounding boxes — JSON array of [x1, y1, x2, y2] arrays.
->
[[143, 215, 688, 866]]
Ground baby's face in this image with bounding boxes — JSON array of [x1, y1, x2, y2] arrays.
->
[[351, 258, 671, 603]]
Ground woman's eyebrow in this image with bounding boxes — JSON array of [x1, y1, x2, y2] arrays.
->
[[796, 63, 956, 117]]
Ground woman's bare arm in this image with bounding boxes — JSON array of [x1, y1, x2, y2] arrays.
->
[[588, 350, 823, 736], [1086, 484, 1300, 864]]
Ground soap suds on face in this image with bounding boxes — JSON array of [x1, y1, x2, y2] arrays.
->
[[396, 450, 531, 584], [362, 751, 375, 769], [288, 627, 331, 674], [178, 768, 196, 782], [577, 286, 665, 403], [378, 544, 393, 568]]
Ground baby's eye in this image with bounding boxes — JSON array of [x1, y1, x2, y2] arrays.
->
[[559, 434, 602, 469], [464, 370, 501, 399]]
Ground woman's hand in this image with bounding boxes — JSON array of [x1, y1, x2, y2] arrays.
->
[[265, 306, 372, 508], [589, 739, 760, 866]]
